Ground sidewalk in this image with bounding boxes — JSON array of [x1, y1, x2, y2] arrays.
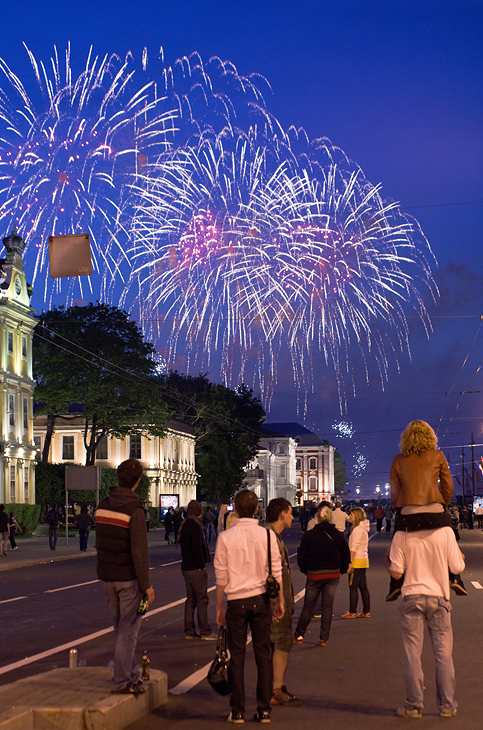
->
[[0, 528, 170, 572], [0, 667, 168, 730]]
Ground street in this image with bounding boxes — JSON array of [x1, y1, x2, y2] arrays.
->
[[1, 524, 483, 729]]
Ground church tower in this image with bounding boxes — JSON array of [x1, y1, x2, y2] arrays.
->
[[0, 229, 37, 503]]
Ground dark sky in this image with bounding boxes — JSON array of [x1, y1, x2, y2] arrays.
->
[[2, 0, 482, 496]]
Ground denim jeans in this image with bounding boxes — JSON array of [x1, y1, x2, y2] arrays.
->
[[182, 569, 212, 636], [349, 568, 370, 613], [104, 580, 143, 690], [49, 526, 59, 549], [0, 532, 8, 554], [226, 593, 272, 716], [400, 594, 456, 713], [295, 577, 340, 641]]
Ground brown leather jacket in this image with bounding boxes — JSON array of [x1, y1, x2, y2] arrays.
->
[[390, 450, 453, 508]]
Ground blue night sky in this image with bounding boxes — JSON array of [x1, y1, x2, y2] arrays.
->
[[2, 0, 482, 496]]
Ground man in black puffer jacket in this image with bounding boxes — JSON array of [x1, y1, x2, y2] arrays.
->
[[294, 501, 350, 646], [96, 459, 154, 694]]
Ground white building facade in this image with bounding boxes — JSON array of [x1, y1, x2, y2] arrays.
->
[[244, 427, 297, 505], [0, 230, 37, 504], [33, 416, 197, 508]]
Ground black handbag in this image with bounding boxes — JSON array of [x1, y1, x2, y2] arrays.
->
[[265, 528, 280, 600], [207, 626, 231, 695]]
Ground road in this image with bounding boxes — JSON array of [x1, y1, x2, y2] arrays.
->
[[1, 524, 483, 729]]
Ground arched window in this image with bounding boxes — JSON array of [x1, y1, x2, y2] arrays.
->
[[309, 476, 317, 491], [309, 457, 317, 470]]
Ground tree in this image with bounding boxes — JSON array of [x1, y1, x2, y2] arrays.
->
[[162, 372, 265, 502], [33, 303, 171, 465]]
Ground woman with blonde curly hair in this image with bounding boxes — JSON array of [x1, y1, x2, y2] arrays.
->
[[387, 419, 465, 600]]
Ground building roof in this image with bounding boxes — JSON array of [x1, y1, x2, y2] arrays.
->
[[262, 422, 326, 446]]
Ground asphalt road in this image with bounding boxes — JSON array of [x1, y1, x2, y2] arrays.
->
[[2, 524, 483, 729]]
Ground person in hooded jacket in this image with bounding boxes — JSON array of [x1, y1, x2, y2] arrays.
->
[[294, 501, 350, 646], [96, 459, 154, 695], [341, 507, 371, 618]]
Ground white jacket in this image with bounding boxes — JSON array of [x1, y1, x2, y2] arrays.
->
[[349, 519, 370, 567]]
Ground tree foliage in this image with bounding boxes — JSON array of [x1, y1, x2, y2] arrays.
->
[[33, 303, 171, 465], [161, 372, 265, 502]]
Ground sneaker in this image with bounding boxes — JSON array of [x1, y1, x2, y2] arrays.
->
[[270, 685, 304, 706], [340, 612, 357, 619], [356, 612, 371, 618], [184, 634, 198, 640], [396, 706, 422, 719], [318, 640, 328, 647], [129, 681, 146, 695], [440, 708, 457, 718], [386, 587, 402, 602], [450, 577, 467, 596], [227, 711, 244, 724], [201, 633, 219, 641], [111, 685, 132, 695], [313, 613, 322, 619], [253, 710, 271, 723], [293, 635, 303, 644]]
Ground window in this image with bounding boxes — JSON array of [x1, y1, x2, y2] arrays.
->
[[7, 331, 13, 354], [24, 467, 29, 502], [277, 443, 286, 455], [309, 476, 317, 491], [22, 336, 27, 358], [296, 458, 301, 471], [9, 394, 15, 428], [130, 434, 142, 460], [62, 435, 75, 460], [309, 457, 317, 470], [23, 397, 28, 431], [10, 466, 15, 501], [96, 435, 108, 460], [277, 463, 286, 480], [34, 436, 42, 460], [296, 477, 302, 491]]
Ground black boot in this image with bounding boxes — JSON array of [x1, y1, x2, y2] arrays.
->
[[386, 575, 404, 602], [449, 572, 467, 596]]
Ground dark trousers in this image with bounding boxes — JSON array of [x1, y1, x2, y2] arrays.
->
[[49, 526, 59, 549], [376, 518, 383, 532], [79, 528, 90, 551], [349, 568, 370, 613], [226, 593, 272, 715], [295, 577, 340, 641], [182, 569, 211, 636], [9, 526, 17, 549]]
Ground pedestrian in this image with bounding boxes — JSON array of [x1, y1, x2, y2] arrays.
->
[[298, 505, 309, 532], [8, 511, 22, 550], [387, 420, 465, 601], [341, 507, 371, 619], [203, 506, 215, 543], [0, 505, 10, 556], [178, 499, 217, 641], [467, 504, 474, 530], [266, 498, 303, 706], [173, 508, 183, 543], [214, 489, 284, 724], [294, 501, 350, 643], [95, 458, 154, 695], [75, 505, 95, 551], [475, 503, 483, 529], [45, 503, 63, 551], [388, 517, 465, 718], [385, 504, 393, 533], [331, 500, 351, 533], [164, 506, 174, 544], [374, 503, 385, 532]]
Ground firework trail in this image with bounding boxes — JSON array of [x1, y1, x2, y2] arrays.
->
[[0, 44, 437, 406]]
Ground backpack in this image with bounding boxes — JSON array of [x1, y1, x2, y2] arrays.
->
[[47, 509, 59, 527]]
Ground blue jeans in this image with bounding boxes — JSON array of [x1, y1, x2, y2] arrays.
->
[[104, 580, 143, 690], [400, 595, 456, 713], [226, 593, 272, 716], [49, 526, 59, 549], [295, 577, 340, 641]]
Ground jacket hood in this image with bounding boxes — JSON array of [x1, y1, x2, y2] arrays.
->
[[359, 519, 370, 533], [108, 486, 140, 509]]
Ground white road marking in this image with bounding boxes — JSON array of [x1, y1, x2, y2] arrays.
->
[[0, 587, 216, 676], [0, 595, 27, 605], [159, 559, 182, 567], [170, 588, 306, 695], [471, 581, 483, 590], [44, 579, 100, 594]]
